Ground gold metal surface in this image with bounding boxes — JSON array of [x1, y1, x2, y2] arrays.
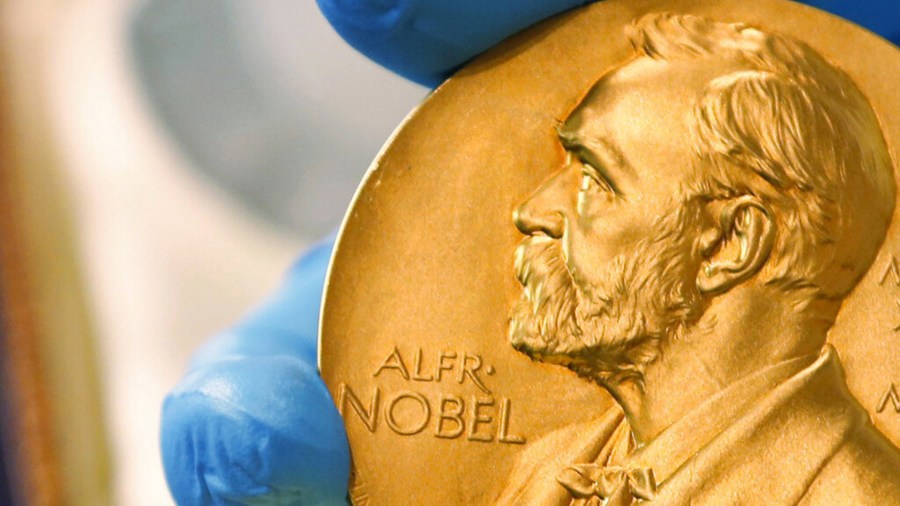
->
[[320, 1, 900, 503]]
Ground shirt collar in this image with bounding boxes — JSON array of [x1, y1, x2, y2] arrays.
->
[[621, 350, 821, 486]]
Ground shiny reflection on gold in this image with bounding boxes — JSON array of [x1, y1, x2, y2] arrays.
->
[[320, 1, 900, 504], [503, 13, 899, 505]]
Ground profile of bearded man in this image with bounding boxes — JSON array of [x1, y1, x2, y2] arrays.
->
[[499, 13, 900, 506]]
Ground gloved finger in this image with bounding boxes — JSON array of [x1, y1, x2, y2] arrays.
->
[[188, 234, 336, 372], [161, 355, 350, 506], [316, 0, 590, 86], [317, 0, 899, 88]]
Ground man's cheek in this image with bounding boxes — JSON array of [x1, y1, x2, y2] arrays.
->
[[564, 236, 608, 290], [568, 219, 648, 277]]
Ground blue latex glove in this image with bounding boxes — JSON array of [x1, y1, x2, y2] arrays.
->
[[317, 0, 900, 86], [161, 238, 350, 506], [161, 2, 899, 505]]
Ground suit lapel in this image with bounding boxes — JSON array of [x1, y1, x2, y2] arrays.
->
[[650, 346, 868, 505]]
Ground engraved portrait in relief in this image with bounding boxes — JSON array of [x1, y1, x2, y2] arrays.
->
[[501, 13, 900, 505]]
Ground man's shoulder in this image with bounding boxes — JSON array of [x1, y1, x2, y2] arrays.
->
[[799, 423, 900, 505]]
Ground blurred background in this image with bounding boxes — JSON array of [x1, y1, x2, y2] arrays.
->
[[0, 0, 897, 505], [0, 0, 423, 504]]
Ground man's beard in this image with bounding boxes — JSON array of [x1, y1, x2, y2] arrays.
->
[[508, 204, 706, 386]]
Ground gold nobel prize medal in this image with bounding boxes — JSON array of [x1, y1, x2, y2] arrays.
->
[[319, 0, 900, 503]]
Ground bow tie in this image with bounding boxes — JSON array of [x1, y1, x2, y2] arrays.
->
[[557, 464, 657, 504]]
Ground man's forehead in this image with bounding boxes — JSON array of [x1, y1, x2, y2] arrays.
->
[[558, 55, 726, 187], [562, 56, 704, 134]]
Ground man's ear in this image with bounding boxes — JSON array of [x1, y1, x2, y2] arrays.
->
[[697, 196, 775, 295]]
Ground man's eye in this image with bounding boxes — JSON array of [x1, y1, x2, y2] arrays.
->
[[580, 174, 597, 192], [580, 166, 613, 193]]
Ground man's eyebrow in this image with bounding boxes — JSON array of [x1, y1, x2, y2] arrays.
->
[[590, 137, 628, 172], [556, 129, 632, 187]]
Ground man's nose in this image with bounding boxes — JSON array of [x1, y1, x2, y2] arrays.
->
[[513, 168, 570, 238]]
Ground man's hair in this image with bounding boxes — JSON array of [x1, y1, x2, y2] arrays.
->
[[628, 13, 895, 300]]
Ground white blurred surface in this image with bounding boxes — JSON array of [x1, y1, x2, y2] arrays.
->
[[129, 0, 429, 236], [42, 0, 425, 504]]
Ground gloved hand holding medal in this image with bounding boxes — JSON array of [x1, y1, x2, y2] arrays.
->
[[163, 1, 900, 504]]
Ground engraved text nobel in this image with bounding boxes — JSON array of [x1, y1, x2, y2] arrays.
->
[[337, 346, 524, 444]]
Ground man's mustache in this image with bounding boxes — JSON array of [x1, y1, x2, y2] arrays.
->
[[514, 235, 558, 284], [514, 236, 573, 307], [510, 235, 582, 346]]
